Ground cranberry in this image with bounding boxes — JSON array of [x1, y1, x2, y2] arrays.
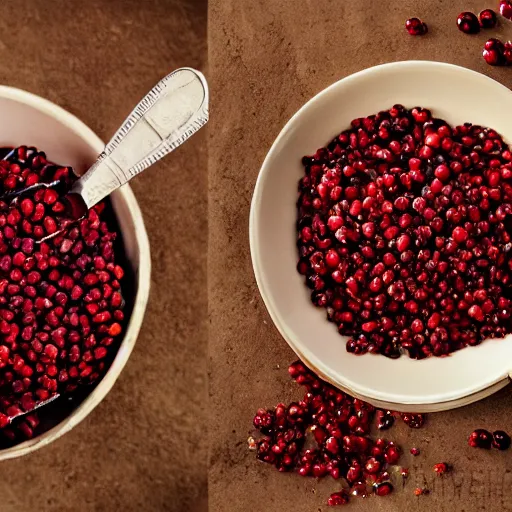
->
[[500, 0, 512, 20], [327, 491, 349, 506], [410, 447, 420, 456], [384, 445, 400, 465], [492, 430, 511, 450], [252, 362, 405, 505], [468, 429, 492, 449], [401, 413, 425, 428], [374, 482, 393, 497], [376, 410, 394, 430], [479, 9, 497, 28], [457, 12, 480, 34], [433, 462, 451, 475], [405, 18, 427, 36], [483, 38, 505, 66]]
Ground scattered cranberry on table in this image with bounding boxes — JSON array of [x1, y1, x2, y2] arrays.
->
[[469, 428, 512, 450], [457, 12, 480, 34], [252, 361, 425, 506], [375, 409, 394, 430], [468, 428, 493, 448], [483, 38, 507, 66], [479, 9, 498, 28], [327, 491, 349, 506], [405, 18, 428, 36], [500, 0, 512, 20], [433, 462, 451, 475], [492, 430, 511, 450], [410, 447, 420, 456]]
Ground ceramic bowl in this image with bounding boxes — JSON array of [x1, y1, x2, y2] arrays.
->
[[250, 61, 512, 412], [0, 86, 150, 459]]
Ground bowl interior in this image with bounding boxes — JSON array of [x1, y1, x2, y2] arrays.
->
[[0, 87, 150, 458], [251, 61, 512, 409]]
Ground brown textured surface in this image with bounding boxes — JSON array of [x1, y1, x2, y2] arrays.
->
[[209, 1, 512, 511], [0, 1, 207, 511]]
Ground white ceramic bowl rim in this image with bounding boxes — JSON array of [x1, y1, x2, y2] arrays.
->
[[0, 85, 151, 459], [250, 61, 512, 411]]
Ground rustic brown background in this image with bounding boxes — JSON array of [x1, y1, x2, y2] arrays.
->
[[0, 1, 207, 511], [209, 1, 512, 511]]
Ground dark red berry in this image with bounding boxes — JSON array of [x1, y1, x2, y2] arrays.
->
[[374, 482, 393, 497], [376, 410, 395, 430], [410, 447, 420, 456], [492, 430, 511, 450], [433, 462, 451, 475], [479, 9, 497, 28], [483, 38, 505, 66], [405, 18, 428, 36], [468, 429, 492, 449], [500, 0, 512, 20], [457, 12, 480, 34], [401, 413, 425, 428], [327, 491, 349, 506]]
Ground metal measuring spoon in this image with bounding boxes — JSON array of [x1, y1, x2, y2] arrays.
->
[[65, 66, 209, 217]]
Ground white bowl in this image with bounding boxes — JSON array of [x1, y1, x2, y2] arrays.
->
[[250, 61, 512, 413], [0, 86, 150, 459]]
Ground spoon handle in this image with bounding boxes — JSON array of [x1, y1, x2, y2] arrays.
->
[[70, 67, 209, 209]]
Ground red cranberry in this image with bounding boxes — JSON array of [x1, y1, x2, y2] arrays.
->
[[374, 482, 393, 497], [479, 9, 497, 28], [401, 413, 425, 429], [457, 12, 480, 34], [327, 491, 349, 506], [433, 462, 451, 475], [483, 38, 505, 66], [384, 445, 400, 465], [364, 457, 381, 474], [375, 410, 394, 430], [405, 18, 427, 36], [410, 447, 420, 456], [500, 0, 512, 20], [468, 429, 492, 449], [492, 430, 511, 450]]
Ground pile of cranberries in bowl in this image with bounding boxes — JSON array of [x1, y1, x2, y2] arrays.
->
[[297, 105, 512, 359], [0, 145, 127, 445]]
